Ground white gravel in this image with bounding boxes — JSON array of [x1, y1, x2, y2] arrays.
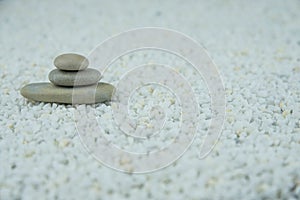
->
[[1, 0, 300, 199]]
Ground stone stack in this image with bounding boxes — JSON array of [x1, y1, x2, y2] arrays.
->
[[21, 53, 115, 104]]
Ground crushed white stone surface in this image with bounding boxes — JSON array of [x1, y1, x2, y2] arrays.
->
[[1, 0, 300, 199]]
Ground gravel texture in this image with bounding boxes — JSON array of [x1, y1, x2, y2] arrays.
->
[[1, 0, 300, 199]]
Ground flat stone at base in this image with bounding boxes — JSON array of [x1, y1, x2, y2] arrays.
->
[[21, 82, 115, 104]]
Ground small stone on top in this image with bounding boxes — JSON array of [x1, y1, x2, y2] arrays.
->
[[54, 53, 89, 71]]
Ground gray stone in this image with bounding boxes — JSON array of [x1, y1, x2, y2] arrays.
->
[[20, 82, 115, 104], [54, 53, 89, 71], [49, 68, 102, 87]]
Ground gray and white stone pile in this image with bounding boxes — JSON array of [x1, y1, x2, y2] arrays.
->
[[21, 53, 115, 104]]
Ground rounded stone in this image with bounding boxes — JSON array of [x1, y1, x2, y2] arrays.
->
[[54, 53, 89, 71], [20, 82, 115, 104], [48, 68, 102, 87]]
